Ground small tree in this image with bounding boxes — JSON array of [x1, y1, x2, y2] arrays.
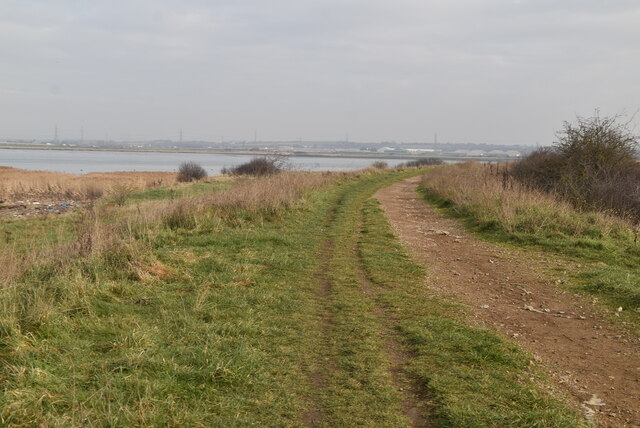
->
[[177, 161, 207, 182], [557, 115, 637, 164], [511, 113, 640, 218]]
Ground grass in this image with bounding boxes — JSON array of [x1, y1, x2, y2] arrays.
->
[[0, 167, 587, 426], [125, 180, 232, 203], [420, 162, 640, 329], [0, 171, 336, 426], [358, 200, 583, 427]]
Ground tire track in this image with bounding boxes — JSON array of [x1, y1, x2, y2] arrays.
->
[[354, 216, 433, 428]]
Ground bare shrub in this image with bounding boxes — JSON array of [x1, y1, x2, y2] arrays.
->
[[82, 184, 105, 200], [177, 162, 208, 182], [509, 148, 564, 192], [511, 114, 640, 220], [223, 156, 287, 176], [371, 161, 388, 170], [109, 184, 136, 206]]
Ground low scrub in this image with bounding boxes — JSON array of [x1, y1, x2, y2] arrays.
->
[[159, 172, 335, 226], [177, 161, 208, 182], [1, 171, 336, 287], [0, 167, 177, 202], [422, 162, 633, 241], [222, 156, 287, 176], [398, 157, 444, 168], [370, 161, 388, 169]]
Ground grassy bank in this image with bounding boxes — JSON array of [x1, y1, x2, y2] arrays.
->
[[0, 168, 585, 426], [420, 162, 640, 329]]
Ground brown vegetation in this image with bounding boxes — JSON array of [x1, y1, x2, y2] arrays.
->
[[510, 114, 640, 221], [421, 162, 634, 239], [0, 166, 178, 202], [177, 161, 208, 182], [221, 156, 288, 176], [370, 161, 389, 169]]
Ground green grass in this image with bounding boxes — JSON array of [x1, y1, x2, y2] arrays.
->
[[358, 200, 585, 427], [125, 180, 232, 203], [0, 169, 586, 426], [0, 215, 78, 254]]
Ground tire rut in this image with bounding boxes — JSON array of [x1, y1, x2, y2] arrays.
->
[[303, 202, 341, 427], [353, 218, 434, 428]]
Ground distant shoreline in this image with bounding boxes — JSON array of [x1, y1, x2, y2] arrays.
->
[[0, 144, 515, 163]]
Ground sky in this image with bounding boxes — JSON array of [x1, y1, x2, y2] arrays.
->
[[1, 0, 639, 145]]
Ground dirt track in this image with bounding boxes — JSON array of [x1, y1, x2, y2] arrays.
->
[[375, 176, 640, 428]]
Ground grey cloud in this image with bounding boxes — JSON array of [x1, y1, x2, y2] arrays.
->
[[0, 0, 638, 143]]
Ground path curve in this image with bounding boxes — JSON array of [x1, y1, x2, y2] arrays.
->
[[375, 176, 640, 428]]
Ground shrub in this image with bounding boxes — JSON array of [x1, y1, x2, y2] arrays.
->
[[510, 113, 640, 220], [371, 161, 388, 170], [222, 156, 287, 176], [178, 162, 208, 182], [509, 148, 564, 192], [398, 158, 444, 168]]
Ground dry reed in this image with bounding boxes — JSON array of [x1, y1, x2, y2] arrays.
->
[[0, 166, 178, 202]]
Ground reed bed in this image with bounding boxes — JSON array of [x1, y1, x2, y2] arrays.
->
[[0, 166, 178, 201]]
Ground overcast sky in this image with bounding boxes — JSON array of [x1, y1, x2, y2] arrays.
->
[[1, 0, 639, 145]]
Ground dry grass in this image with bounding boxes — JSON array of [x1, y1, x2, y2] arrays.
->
[[0, 166, 179, 202], [156, 171, 338, 228], [420, 162, 634, 239], [0, 171, 340, 289]]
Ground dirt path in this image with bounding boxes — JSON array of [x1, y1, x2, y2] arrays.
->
[[375, 176, 640, 428]]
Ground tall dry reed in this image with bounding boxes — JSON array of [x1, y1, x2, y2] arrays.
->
[[160, 171, 337, 227], [0, 167, 178, 201]]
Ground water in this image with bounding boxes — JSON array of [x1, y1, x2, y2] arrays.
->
[[0, 148, 407, 174]]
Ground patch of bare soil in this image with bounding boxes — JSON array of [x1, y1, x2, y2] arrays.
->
[[375, 176, 640, 428], [0, 199, 82, 218]]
